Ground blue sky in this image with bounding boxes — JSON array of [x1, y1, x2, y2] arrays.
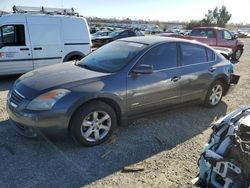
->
[[1, 0, 249, 23]]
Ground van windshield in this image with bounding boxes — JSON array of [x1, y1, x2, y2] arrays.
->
[[78, 41, 146, 73]]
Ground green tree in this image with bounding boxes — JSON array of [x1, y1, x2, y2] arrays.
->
[[216, 6, 232, 27], [186, 5, 232, 29], [201, 5, 231, 27]]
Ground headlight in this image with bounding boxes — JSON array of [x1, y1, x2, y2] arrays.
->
[[27, 89, 71, 110]]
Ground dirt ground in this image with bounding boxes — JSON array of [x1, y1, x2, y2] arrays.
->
[[0, 39, 249, 188]]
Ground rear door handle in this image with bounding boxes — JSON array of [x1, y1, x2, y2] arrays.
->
[[33, 47, 42, 50], [20, 48, 29, 51], [171, 76, 181, 82], [208, 67, 216, 72]]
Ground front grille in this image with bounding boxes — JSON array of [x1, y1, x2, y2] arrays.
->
[[10, 90, 25, 107]]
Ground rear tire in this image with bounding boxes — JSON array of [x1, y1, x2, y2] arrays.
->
[[67, 55, 83, 61], [70, 101, 117, 146], [233, 48, 243, 61], [204, 80, 224, 108]]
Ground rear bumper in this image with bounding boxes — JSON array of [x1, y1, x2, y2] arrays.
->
[[230, 74, 240, 85], [226, 74, 240, 95]]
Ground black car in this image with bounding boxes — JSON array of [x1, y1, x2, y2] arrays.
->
[[7, 36, 239, 146], [92, 29, 144, 48]]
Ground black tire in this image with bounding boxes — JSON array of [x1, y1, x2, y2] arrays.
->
[[204, 80, 224, 108], [67, 55, 83, 61], [70, 101, 117, 146], [233, 47, 243, 61]]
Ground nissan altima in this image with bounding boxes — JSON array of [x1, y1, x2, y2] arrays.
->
[[7, 36, 239, 146]]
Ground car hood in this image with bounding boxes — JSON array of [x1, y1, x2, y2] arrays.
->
[[15, 62, 110, 99]]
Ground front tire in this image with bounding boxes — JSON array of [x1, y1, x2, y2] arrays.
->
[[204, 80, 224, 108], [70, 101, 117, 146]]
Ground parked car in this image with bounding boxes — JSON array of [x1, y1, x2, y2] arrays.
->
[[91, 29, 144, 48], [91, 30, 111, 40], [7, 36, 239, 146], [180, 27, 244, 61], [0, 6, 91, 76]]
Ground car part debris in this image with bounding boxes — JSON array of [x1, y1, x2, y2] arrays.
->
[[197, 106, 250, 188]]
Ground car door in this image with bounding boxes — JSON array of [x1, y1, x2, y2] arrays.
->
[[126, 43, 182, 115], [27, 16, 63, 69], [217, 30, 236, 48], [0, 24, 33, 75], [179, 42, 215, 102]]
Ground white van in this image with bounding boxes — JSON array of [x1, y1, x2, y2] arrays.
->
[[0, 6, 91, 75]]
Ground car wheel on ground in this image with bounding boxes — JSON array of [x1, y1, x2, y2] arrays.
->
[[70, 101, 117, 146], [204, 80, 224, 108], [233, 48, 243, 61]]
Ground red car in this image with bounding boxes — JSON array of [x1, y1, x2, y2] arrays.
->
[[181, 27, 244, 61]]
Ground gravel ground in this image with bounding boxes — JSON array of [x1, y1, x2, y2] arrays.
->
[[0, 39, 250, 188]]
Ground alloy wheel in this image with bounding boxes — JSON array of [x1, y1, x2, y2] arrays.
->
[[80, 111, 111, 142], [209, 84, 223, 106]]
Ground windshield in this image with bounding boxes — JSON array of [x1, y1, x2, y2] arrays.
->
[[78, 41, 146, 73]]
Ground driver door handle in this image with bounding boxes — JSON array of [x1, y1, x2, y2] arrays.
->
[[20, 48, 29, 51], [171, 76, 181, 82], [34, 47, 42, 50], [208, 67, 216, 72]]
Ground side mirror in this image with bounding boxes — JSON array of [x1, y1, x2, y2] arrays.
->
[[132, 64, 153, 75]]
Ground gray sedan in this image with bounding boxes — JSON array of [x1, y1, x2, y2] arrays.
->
[[7, 36, 239, 146]]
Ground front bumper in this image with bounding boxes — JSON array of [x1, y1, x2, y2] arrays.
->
[[7, 100, 69, 138]]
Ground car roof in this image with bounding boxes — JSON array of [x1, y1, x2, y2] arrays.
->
[[192, 27, 225, 30], [119, 36, 209, 47]]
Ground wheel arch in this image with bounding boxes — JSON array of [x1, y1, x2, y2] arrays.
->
[[68, 97, 124, 131], [63, 51, 85, 62], [212, 75, 230, 96]]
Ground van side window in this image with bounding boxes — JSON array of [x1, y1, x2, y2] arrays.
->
[[0, 25, 25, 46], [180, 43, 207, 65]]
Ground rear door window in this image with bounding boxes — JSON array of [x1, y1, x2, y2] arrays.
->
[[137, 43, 178, 71], [180, 43, 207, 65], [0, 25, 25, 46], [217, 30, 223, 40]]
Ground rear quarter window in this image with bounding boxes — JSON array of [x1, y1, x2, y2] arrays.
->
[[206, 48, 215, 62]]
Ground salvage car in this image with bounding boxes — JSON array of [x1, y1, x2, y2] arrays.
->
[[7, 36, 239, 146], [91, 29, 144, 48], [91, 30, 111, 40]]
